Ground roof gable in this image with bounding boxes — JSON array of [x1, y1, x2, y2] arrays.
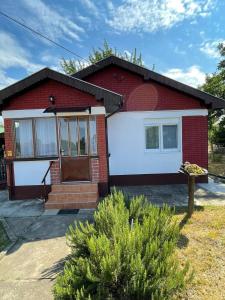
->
[[73, 55, 225, 109], [0, 68, 123, 113]]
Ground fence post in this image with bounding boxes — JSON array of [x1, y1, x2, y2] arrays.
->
[[188, 175, 195, 217]]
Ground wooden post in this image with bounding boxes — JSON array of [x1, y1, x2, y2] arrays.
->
[[188, 175, 195, 217]]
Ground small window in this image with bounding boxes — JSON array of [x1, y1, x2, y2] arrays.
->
[[145, 126, 159, 150], [163, 125, 178, 149], [15, 120, 33, 157]]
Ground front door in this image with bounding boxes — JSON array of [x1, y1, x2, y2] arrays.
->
[[59, 117, 90, 182]]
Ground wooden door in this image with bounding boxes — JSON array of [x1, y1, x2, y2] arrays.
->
[[59, 117, 90, 182]]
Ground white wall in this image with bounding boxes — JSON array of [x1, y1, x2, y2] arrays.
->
[[107, 110, 207, 175], [14, 161, 51, 186]]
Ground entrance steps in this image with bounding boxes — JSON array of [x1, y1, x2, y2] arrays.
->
[[45, 182, 98, 209]]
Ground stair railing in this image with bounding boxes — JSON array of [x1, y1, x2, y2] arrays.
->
[[41, 161, 54, 202]]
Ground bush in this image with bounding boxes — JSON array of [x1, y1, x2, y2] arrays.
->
[[54, 191, 190, 300]]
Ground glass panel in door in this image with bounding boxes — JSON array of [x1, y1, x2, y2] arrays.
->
[[79, 117, 88, 155], [60, 118, 69, 156], [69, 119, 78, 156]]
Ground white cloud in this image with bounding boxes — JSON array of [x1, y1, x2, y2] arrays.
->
[[200, 39, 225, 58], [80, 0, 99, 17], [0, 70, 17, 90], [163, 65, 206, 87], [0, 31, 44, 73], [0, 31, 44, 90], [107, 0, 215, 32]]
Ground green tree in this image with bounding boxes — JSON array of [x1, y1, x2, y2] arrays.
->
[[61, 40, 144, 75], [200, 43, 225, 148]]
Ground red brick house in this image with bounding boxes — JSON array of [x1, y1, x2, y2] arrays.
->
[[0, 56, 224, 209]]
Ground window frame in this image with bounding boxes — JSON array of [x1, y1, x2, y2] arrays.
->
[[144, 120, 180, 153], [13, 117, 58, 159], [58, 115, 98, 158]]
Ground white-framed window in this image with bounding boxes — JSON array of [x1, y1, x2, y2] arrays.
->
[[145, 120, 180, 152]]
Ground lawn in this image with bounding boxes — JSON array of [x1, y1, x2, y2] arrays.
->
[[175, 206, 225, 300], [0, 220, 10, 252], [208, 152, 225, 177]]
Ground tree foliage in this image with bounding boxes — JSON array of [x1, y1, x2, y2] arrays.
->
[[200, 43, 225, 146], [61, 40, 144, 75], [54, 190, 190, 300]]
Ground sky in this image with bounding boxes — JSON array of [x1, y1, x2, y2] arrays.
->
[[0, 0, 225, 90]]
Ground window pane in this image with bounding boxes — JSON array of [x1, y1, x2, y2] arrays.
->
[[60, 118, 69, 156], [145, 126, 159, 149], [69, 119, 78, 157], [15, 120, 33, 157], [163, 125, 178, 149], [89, 116, 97, 155], [35, 118, 57, 156], [79, 118, 88, 155]]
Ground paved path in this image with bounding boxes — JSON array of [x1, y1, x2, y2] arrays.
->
[[0, 191, 94, 300]]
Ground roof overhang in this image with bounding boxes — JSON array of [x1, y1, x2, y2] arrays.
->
[[73, 55, 225, 109], [0, 68, 123, 114]]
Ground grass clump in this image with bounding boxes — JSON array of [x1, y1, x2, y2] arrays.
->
[[54, 191, 190, 300]]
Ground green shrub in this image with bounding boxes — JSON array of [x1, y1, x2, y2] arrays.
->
[[54, 191, 190, 300]]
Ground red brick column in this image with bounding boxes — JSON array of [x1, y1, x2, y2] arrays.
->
[[96, 115, 109, 195], [91, 158, 100, 182], [50, 160, 61, 184]]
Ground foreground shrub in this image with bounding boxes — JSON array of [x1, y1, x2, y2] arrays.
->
[[54, 191, 190, 300]]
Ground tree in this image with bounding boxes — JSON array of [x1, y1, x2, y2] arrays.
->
[[200, 43, 225, 148], [61, 40, 144, 75]]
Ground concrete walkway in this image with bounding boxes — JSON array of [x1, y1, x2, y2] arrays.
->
[[0, 190, 94, 300], [0, 181, 224, 300]]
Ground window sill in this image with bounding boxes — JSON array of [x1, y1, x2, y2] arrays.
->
[[10, 156, 59, 161], [144, 149, 181, 153]]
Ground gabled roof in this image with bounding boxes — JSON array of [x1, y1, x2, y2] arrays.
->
[[73, 55, 225, 109], [0, 68, 123, 113]]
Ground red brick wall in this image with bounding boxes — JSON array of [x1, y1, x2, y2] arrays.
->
[[85, 65, 206, 111], [182, 116, 208, 168], [96, 115, 108, 183], [3, 79, 101, 110], [91, 158, 100, 182], [50, 161, 61, 184], [4, 119, 14, 159]]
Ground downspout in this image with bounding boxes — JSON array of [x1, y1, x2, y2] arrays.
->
[[105, 100, 123, 194]]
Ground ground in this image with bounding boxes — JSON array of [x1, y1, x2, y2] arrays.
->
[[0, 182, 224, 300], [208, 151, 225, 177], [175, 206, 225, 300], [0, 221, 9, 252]]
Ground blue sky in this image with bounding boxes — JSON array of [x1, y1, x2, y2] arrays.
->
[[0, 0, 225, 90]]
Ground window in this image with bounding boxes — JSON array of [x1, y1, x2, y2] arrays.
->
[[145, 123, 179, 151], [89, 116, 97, 155], [59, 116, 97, 157], [15, 120, 33, 157], [163, 125, 178, 149], [35, 119, 57, 156], [14, 118, 57, 158], [145, 126, 159, 149]]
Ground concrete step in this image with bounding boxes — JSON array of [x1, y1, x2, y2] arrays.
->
[[48, 192, 98, 202], [51, 183, 98, 193], [45, 201, 97, 210]]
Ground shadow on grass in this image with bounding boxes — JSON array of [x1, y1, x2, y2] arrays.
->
[[174, 206, 204, 249]]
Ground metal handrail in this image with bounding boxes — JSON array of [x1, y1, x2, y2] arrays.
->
[[41, 161, 54, 201]]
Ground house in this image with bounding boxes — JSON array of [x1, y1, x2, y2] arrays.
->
[[0, 55, 225, 209]]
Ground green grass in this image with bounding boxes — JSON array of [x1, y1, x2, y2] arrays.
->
[[0, 221, 10, 252]]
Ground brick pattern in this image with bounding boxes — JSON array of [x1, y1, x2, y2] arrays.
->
[[85, 65, 206, 111], [182, 116, 208, 168], [91, 158, 100, 182], [4, 118, 14, 159], [96, 115, 108, 183], [50, 160, 61, 184], [3, 79, 101, 110]]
